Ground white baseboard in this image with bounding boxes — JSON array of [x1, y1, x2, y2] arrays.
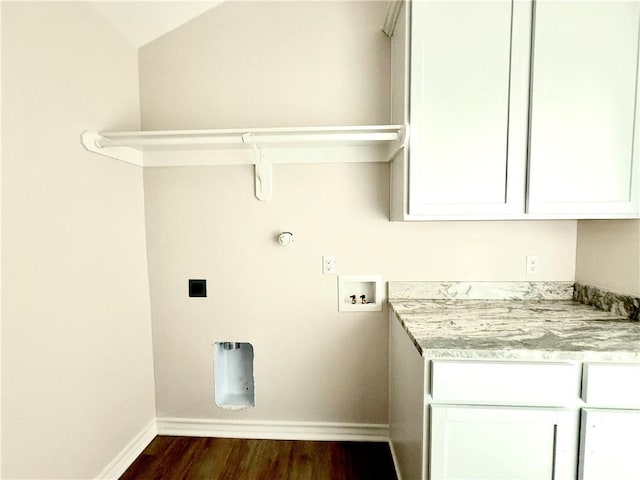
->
[[95, 419, 157, 480], [156, 417, 390, 442], [96, 417, 390, 479]]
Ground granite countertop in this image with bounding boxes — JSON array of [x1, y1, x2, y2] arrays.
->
[[389, 282, 640, 362]]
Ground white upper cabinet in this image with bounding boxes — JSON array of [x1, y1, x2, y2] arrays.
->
[[391, 0, 640, 220], [528, 0, 640, 217], [407, 0, 531, 218]]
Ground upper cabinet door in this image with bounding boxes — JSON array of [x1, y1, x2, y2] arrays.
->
[[528, 0, 640, 217], [408, 0, 531, 217]]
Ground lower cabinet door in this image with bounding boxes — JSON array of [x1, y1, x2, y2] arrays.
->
[[430, 405, 571, 480], [579, 408, 640, 480]]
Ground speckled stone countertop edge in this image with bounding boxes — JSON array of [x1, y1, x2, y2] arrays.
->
[[418, 347, 640, 363]]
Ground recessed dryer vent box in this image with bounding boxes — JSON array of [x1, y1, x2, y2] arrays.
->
[[338, 275, 383, 312], [213, 342, 255, 410]]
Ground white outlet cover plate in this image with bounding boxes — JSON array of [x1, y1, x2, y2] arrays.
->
[[323, 255, 336, 275], [526, 255, 540, 274]]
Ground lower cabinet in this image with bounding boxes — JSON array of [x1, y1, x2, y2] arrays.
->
[[388, 314, 640, 480], [579, 408, 640, 480], [430, 405, 571, 480]]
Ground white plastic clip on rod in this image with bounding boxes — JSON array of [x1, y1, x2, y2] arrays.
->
[[241, 132, 253, 145]]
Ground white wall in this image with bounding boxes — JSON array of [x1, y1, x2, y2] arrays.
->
[[576, 220, 640, 296], [140, 1, 577, 425], [2, 3, 155, 478]]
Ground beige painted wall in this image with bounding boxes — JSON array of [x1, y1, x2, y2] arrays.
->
[[576, 220, 640, 296], [139, 0, 390, 129], [145, 165, 577, 423], [2, 3, 155, 478], [1, 3, 4, 473], [141, 1, 577, 424]]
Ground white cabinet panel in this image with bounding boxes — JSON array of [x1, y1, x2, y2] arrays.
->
[[528, 0, 640, 216], [579, 408, 640, 480], [389, 313, 427, 480], [431, 360, 577, 406], [408, 0, 530, 217], [582, 363, 640, 408], [430, 405, 572, 480]]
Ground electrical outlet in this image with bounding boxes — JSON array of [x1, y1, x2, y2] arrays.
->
[[526, 255, 540, 275], [323, 256, 336, 275]]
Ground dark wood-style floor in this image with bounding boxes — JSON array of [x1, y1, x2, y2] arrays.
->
[[120, 436, 398, 480]]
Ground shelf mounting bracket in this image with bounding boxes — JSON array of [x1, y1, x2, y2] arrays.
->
[[80, 131, 144, 167], [249, 141, 272, 202], [387, 124, 409, 162], [242, 133, 273, 201]]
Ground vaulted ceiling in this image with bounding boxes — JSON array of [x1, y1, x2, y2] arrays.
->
[[89, 1, 224, 48]]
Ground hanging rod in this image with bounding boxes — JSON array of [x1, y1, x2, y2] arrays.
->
[[91, 125, 403, 149], [81, 124, 407, 201]]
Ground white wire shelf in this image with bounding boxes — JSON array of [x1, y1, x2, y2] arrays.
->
[[81, 124, 407, 201]]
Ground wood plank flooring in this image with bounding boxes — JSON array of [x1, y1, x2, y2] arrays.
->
[[120, 436, 398, 480]]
